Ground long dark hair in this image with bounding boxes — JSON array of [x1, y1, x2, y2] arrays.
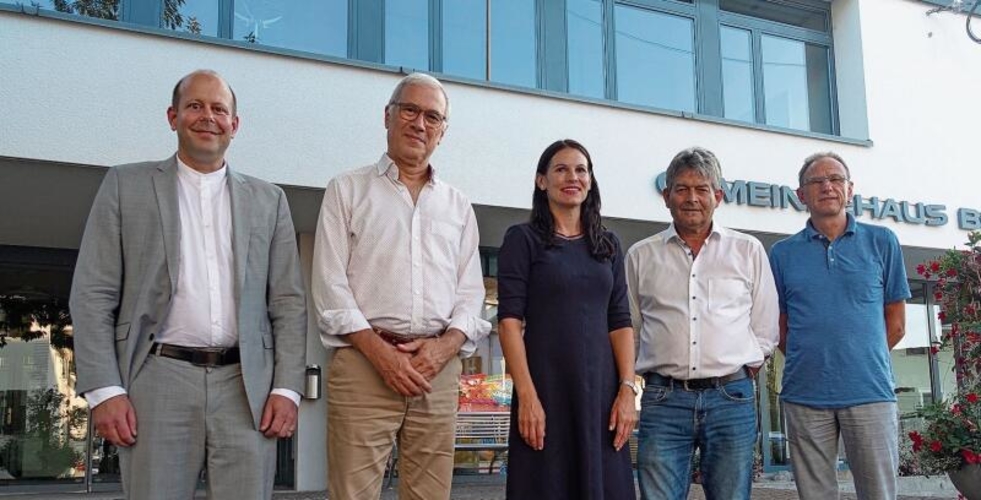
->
[[530, 139, 615, 261]]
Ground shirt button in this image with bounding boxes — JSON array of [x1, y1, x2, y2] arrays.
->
[[692, 367, 697, 371]]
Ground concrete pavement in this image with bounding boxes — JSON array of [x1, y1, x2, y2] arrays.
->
[[0, 474, 962, 499]]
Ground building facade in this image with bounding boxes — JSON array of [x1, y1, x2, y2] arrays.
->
[[1, 0, 979, 492]]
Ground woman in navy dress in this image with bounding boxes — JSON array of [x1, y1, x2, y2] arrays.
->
[[498, 139, 637, 499]]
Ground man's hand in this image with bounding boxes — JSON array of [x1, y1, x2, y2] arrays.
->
[[92, 395, 138, 447], [397, 329, 466, 381], [259, 394, 298, 439], [349, 329, 433, 396]]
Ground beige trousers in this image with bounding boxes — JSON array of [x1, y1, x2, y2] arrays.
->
[[327, 347, 462, 500]]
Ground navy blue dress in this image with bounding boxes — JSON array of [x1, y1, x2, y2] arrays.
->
[[497, 223, 634, 500]]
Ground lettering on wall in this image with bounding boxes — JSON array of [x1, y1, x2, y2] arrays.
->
[[654, 173, 977, 230]]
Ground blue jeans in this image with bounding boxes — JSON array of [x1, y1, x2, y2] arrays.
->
[[637, 375, 757, 500]]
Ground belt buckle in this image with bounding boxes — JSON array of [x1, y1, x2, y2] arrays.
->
[[191, 349, 222, 367]]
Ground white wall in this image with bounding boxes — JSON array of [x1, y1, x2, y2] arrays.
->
[[1, 0, 979, 250]]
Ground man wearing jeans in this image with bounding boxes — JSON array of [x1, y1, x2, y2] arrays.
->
[[769, 152, 909, 499], [626, 147, 779, 500]]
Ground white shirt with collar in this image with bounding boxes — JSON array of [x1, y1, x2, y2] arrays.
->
[[85, 157, 299, 408], [312, 153, 491, 355], [626, 224, 779, 379]]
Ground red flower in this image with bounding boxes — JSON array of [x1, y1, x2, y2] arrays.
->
[[966, 305, 977, 316], [917, 264, 927, 275], [931, 346, 940, 355], [939, 311, 947, 322], [962, 449, 980, 465], [909, 431, 924, 452], [947, 268, 958, 277], [968, 393, 979, 403], [931, 440, 944, 452], [931, 261, 941, 272]]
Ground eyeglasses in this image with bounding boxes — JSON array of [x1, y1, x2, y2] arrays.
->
[[803, 175, 850, 187], [389, 102, 446, 129]]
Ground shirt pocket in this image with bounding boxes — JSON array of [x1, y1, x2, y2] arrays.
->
[[708, 278, 751, 318], [429, 219, 463, 256]]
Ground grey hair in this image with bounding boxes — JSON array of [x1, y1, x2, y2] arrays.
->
[[798, 152, 851, 187], [386, 73, 451, 120], [664, 147, 723, 191]]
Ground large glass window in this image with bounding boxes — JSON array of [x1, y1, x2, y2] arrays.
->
[[13, 0, 841, 136], [721, 26, 755, 123], [385, 0, 430, 70], [165, 0, 220, 37], [614, 5, 696, 112], [567, 0, 604, 99], [490, 0, 537, 88], [442, 0, 487, 79], [30, 0, 119, 22], [232, 0, 347, 57]]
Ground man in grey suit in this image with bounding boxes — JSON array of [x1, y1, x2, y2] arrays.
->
[[70, 70, 306, 499]]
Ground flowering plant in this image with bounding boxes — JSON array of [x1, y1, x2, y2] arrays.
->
[[908, 231, 981, 474]]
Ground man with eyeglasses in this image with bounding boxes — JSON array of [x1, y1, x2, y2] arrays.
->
[[312, 73, 489, 500], [769, 152, 910, 499]]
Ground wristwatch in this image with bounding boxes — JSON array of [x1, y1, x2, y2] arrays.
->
[[621, 379, 640, 396]]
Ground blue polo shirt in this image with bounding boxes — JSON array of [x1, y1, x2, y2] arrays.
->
[[769, 214, 911, 408]]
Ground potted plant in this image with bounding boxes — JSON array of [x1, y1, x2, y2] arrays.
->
[[908, 231, 981, 500]]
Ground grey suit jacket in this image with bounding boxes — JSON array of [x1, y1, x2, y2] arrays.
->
[[70, 156, 307, 427]]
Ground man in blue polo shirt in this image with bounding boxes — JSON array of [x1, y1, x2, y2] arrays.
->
[[769, 152, 910, 500]]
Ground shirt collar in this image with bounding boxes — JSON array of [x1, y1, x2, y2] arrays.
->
[[376, 153, 438, 186], [664, 222, 724, 245], [176, 155, 228, 184], [804, 212, 856, 240]]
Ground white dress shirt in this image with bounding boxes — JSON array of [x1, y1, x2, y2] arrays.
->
[[312, 154, 490, 356], [86, 158, 299, 408], [626, 224, 779, 379]]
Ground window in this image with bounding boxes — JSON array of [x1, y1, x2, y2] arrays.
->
[[440, 0, 536, 87], [567, 0, 605, 99], [232, 0, 347, 56], [489, 0, 537, 87], [718, 0, 835, 133], [442, 0, 487, 79], [721, 26, 755, 123], [614, 4, 696, 112], [165, 0, 219, 36], [386, 0, 430, 70], [12, 0, 839, 136]]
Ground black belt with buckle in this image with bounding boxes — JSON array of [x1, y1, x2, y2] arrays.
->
[[151, 343, 240, 367], [645, 367, 749, 391]]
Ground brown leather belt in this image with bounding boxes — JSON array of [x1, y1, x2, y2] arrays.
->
[[151, 343, 240, 367], [372, 327, 439, 346], [645, 367, 749, 391]]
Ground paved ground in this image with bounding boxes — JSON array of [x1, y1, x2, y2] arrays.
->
[[0, 475, 960, 499]]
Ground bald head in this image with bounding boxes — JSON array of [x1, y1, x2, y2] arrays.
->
[[172, 70, 237, 115]]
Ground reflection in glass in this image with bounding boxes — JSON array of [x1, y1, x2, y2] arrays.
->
[[164, 0, 219, 37], [490, 0, 537, 88], [761, 35, 832, 134], [721, 26, 754, 123], [761, 35, 807, 131], [232, 0, 347, 57], [32, 0, 118, 22], [0, 293, 89, 482], [386, 0, 430, 70], [567, 0, 604, 99], [614, 5, 695, 112], [443, 0, 487, 80]]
